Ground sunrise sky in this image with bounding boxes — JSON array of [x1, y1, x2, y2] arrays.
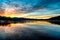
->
[[0, 0, 60, 19]]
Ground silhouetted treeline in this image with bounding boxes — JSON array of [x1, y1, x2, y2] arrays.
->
[[0, 16, 47, 25], [0, 16, 60, 25], [47, 16, 60, 25], [0, 16, 47, 21], [49, 16, 60, 20]]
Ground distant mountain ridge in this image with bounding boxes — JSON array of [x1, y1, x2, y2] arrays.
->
[[47, 16, 60, 25], [0, 16, 60, 25], [49, 16, 60, 20], [0, 16, 60, 21], [0, 16, 60, 20], [0, 16, 46, 21]]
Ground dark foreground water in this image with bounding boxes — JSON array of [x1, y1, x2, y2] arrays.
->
[[0, 21, 60, 40]]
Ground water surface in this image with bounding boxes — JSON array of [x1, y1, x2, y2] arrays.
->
[[0, 21, 60, 40]]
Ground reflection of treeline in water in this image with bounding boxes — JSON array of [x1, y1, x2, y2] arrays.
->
[[0, 16, 60, 25]]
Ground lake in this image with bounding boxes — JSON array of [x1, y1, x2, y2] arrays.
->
[[0, 21, 60, 40]]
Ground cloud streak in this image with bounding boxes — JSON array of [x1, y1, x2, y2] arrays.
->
[[0, 0, 60, 18]]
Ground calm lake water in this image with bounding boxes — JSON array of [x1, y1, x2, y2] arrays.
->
[[0, 21, 60, 40]]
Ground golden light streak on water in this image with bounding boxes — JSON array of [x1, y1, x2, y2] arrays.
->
[[0, 23, 27, 34], [0, 20, 60, 35], [25, 21, 51, 25]]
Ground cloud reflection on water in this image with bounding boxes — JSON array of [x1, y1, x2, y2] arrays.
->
[[0, 21, 60, 40]]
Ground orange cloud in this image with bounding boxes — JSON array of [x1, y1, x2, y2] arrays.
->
[[0, 7, 27, 18], [0, 7, 53, 19]]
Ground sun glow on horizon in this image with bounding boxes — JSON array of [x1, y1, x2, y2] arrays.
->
[[0, 7, 54, 19]]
